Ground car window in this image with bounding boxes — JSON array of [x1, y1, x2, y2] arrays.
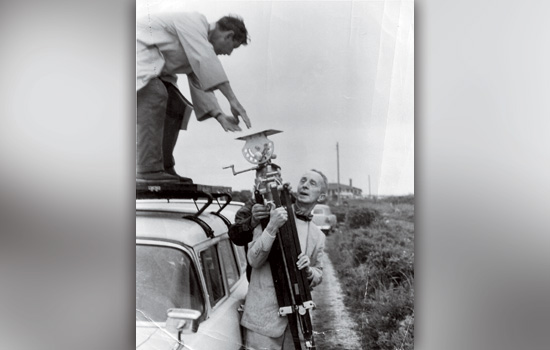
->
[[313, 208, 324, 214], [218, 239, 239, 289], [136, 245, 204, 322], [200, 245, 225, 307]]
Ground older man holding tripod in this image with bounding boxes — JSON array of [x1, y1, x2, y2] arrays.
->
[[237, 169, 328, 350]]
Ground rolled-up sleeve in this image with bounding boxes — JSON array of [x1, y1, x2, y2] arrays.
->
[[188, 80, 221, 120], [247, 227, 277, 269]]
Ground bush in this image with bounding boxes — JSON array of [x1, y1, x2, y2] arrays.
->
[[376, 313, 414, 350], [230, 190, 252, 203], [380, 195, 414, 206], [324, 196, 414, 350], [329, 205, 348, 223], [348, 207, 378, 228]]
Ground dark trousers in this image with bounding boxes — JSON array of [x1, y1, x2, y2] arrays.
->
[[136, 78, 190, 173]]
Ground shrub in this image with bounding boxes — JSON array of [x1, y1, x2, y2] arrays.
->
[[230, 190, 252, 203], [365, 286, 414, 350], [324, 195, 414, 350], [380, 195, 414, 206], [328, 205, 347, 223], [348, 207, 378, 228], [335, 211, 347, 223]]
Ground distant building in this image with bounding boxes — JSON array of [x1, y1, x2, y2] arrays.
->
[[327, 180, 363, 200]]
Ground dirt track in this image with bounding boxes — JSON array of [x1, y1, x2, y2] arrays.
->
[[311, 254, 361, 350]]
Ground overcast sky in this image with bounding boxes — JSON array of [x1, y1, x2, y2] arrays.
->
[[137, 0, 414, 195]]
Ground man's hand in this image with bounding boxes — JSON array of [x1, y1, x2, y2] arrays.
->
[[216, 114, 242, 132], [215, 82, 252, 129], [230, 100, 251, 129], [265, 207, 288, 235], [250, 204, 270, 228], [296, 252, 311, 271]]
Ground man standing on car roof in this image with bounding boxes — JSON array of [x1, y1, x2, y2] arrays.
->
[[136, 11, 251, 184], [239, 169, 328, 349]]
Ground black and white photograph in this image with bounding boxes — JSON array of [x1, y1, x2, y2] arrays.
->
[[3, 1, 550, 350], [135, 1, 414, 349]]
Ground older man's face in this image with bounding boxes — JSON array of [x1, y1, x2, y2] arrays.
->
[[296, 171, 326, 204]]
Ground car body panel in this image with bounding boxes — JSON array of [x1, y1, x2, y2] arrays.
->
[[311, 204, 337, 233], [182, 277, 247, 349], [136, 199, 247, 350]]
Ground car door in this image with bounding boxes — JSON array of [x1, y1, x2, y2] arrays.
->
[[185, 238, 247, 349]]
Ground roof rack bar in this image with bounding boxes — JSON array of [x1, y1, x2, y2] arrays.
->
[[136, 183, 231, 217], [194, 192, 213, 217], [212, 193, 232, 214]]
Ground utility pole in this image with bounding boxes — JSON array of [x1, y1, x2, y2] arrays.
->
[[336, 142, 341, 205], [368, 174, 372, 199]]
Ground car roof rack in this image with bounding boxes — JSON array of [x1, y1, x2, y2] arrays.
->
[[136, 182, 232, 217]]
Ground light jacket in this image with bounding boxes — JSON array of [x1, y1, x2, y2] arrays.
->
[[136, 11, 225, 121], [241, 216, 325, 338]]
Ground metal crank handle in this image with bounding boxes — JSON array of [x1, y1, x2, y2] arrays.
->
[[222, 164, 258, 176]]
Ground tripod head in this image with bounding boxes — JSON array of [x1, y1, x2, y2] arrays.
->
[[223, 129, 283, 209]]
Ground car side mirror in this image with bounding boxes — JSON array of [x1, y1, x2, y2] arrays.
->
[[165, 308, 201, 340]]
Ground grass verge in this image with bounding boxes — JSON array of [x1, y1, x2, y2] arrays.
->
[[325, 196, 414, 350]]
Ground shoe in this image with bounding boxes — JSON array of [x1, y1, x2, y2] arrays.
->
[[165, 167, 194, 184], [136, 171, 179, 183]]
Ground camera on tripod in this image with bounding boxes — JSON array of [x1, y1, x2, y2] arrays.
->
[[223, 129, 284, 209]]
